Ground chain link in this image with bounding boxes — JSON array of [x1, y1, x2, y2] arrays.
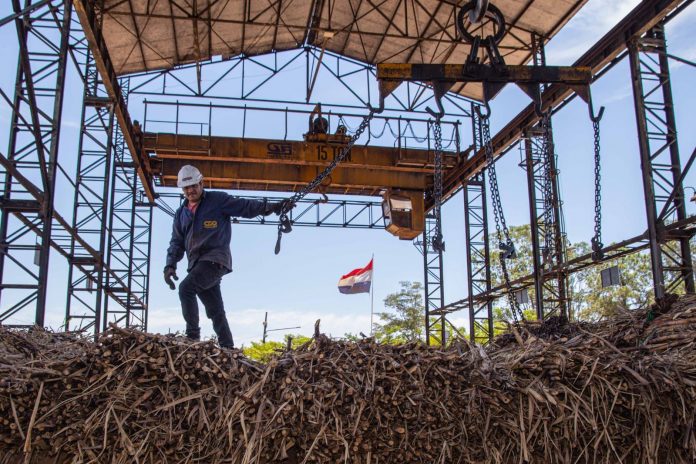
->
[[480, 112, 526, 323], [432, 119, 445, 252], [591, 117, 603, 260], [275, 111, 377, 254]]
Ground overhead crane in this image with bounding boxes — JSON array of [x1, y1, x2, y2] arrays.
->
[[144, 110, 459, 241]]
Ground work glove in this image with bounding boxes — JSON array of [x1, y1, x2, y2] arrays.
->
[[264, 199, 296, 216], [164, 266, 178, 290]]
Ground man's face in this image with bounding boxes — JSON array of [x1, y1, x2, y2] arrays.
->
[[182, 181, 204, 204]]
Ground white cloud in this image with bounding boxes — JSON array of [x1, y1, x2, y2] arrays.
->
[[546, 0, 641, 64]]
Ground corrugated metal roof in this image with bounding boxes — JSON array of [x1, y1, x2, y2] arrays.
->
[[98, 0, 587, 101]]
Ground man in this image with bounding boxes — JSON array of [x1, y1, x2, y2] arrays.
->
[[164, 165, 293, 348]]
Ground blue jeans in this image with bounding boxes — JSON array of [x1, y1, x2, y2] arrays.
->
[[178, 261, 234, 348]]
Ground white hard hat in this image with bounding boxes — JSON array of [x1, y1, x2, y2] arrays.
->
[[177, 165, 203, 188]]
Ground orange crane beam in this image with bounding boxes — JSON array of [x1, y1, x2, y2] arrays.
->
[[145, 132, 458, 196]]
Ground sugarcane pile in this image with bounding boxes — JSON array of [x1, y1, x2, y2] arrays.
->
[[1, 296, 696, 463]]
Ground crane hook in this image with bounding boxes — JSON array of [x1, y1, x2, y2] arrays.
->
[[589, 98, 605, 123], [474, 100, 491, 120], [426, 82, 447, 120], [425, 97, 445, 120], [582, 85, 605, 123], [367, 93, 385, 114]]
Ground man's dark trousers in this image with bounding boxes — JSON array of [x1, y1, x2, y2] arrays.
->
[[178, 261, 234, 348]]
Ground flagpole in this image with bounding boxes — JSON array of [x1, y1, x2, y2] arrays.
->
[[370, 253, 374, 336]]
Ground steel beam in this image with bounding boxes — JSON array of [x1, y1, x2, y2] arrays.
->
[[72, 0, 155, 201], [377, 63, 592, 102]]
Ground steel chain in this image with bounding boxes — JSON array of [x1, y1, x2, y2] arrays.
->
[[432, 119, 445, 252], [540, 112, 555, 266], [275, 111, 376, 254], [591, 117, 603, 260], [481, 112, 525, 323]]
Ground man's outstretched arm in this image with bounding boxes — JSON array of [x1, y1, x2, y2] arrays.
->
[[220, 195, 294, 218]]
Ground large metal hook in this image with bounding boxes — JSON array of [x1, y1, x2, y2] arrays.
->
[[426, 81, 449, 120], [274, 212, 293, 255], [426, 91, 445, 120], [588, 97, 605, 123], [367, 93, 385, 114], [474, 100, 491, 120]]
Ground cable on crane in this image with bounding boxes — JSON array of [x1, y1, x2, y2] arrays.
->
[[588, 92, 605, 261], [477, 103, 526, 323], [274, 105, 383, 254]]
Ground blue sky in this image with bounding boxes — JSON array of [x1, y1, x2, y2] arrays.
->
[[0, 1, 694, 346]]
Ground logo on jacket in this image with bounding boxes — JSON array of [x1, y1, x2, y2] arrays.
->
[[203, 220, 218, 229]]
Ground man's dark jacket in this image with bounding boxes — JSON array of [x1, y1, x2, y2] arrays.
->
[[166, 190, 266, 272]]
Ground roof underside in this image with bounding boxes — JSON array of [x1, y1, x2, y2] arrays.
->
[[97, 0, 587, 101]]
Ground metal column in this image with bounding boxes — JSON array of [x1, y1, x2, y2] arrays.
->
[[629, 23, 695, 299], [524, 33, 568, 320], [465, 104, 493, 343], [103, 78, 153, 331], [421, 212, 445, 345], [64, 48, 114, 333], [522, 126, 568, 320], [0, 0, 71, 327]]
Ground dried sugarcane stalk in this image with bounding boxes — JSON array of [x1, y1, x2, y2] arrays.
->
[[1, 296, 696, 463]]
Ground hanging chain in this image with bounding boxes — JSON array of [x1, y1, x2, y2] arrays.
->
[[540, 112, 555, 267], [432, 118, 445, 252], [591, 117, 603, 261], [275, 111, 377, 254], [480, 111, 525, 323]]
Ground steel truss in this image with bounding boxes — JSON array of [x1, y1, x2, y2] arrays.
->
[[64, 47, 115, 333], [418, 213, 446, 345], [522, 128, 568, 320], [0, 0, 71, 327], [629, 23, 695, 299], [419, 122, 464, 346], [442, 217, 696, 307], [102, 78, 153, 331], [521, 35, 568, 320], [156, 193, 384, 229], [464, 104, 493, 344], [127, 47, 473, 119]]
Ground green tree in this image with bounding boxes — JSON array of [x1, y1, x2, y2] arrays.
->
[[243, 334, 312, 363], [370, 281, 465, 345], [488, 224, 659, 322], [372, 281, 425, 343]]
